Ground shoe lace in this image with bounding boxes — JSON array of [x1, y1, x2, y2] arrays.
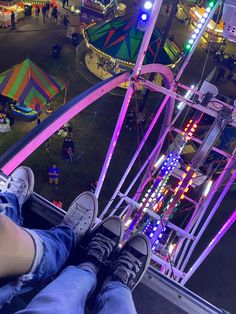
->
[[88, 233, 116, 262], [113, 250, 142, 285], [6, 177, 27, 196], [64, 204, 91, 227]]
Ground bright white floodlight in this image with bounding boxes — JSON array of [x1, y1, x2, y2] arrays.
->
[[144, 1, 153, 9]]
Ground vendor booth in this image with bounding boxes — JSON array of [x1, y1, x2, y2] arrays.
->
[[0, 58, 66, 120], [0, 0, 24, 28]]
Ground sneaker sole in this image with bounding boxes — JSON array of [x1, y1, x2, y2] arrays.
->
[[68, 191, 98, 236], [6, 167, 35, 202]]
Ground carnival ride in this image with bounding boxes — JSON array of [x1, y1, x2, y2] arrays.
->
[[0, 0, 235, 312], [80, 0, 115, 23], [83, 14, 180, 69]]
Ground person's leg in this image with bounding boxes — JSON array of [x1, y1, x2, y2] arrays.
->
[[0, 167, 35, 277], [23, 190, 98, 285], [94, 234, 151, 314], [54, 177, 59, 186], [16, 266, 97, 314], [0, 167, 98, 307], [95, 281, 137, 314], [16, 216, 124, 314], [0, 215, 35, 278]]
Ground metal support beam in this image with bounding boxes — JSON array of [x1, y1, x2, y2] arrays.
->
[[117, 192, 195, 241], [95, 0, 164, 197], [192, 107, 232, 168], [151, 254, 185, 279], [99, 95, 169, 218], [141, 79, 236, 127], [168, 186, 197, 205], [178, 167, 236, 274], [171, 126, 231, 158], [181, 210, 236, 285], [177, 83, 234, 111], [175, 148, 236, 272]]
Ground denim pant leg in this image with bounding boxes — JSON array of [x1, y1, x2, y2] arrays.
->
[[0, 225, 74, 308], [16, 266, 97, 314], [0, 192, 21, 225], [94, 281, 137, 314]]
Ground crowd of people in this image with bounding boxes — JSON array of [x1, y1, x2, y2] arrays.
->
[[34, 1, 70, 28]]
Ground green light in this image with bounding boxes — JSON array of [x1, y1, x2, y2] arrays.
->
[[209, 1, 214, 7], [186, 44, 191, 50]]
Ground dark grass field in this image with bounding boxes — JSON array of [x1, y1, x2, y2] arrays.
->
[[0, 45, 163, 211]]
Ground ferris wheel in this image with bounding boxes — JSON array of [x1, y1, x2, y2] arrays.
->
[[0, 0, 235, 293]]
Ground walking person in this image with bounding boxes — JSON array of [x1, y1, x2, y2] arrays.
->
[[63, 13, 69, 29], [35, 5, 40, 16], [10, 11, 15, 30], [48, 163, 59, 188], [45, 138, 51, 153], [50, 6, 58, 23], [62, 137, 74, 161], [45, 1, 50, 17], [42, 5, 47, 23], [126, 110, 134, 131], [216, 67, 226, 82]]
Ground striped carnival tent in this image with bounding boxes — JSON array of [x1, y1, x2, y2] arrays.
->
[[0, 59, 66, 110]]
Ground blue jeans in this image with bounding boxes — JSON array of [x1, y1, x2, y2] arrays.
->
[[0, 193, 137, 314], [16, 266, 137, 314], [0, 192, 74, 308]]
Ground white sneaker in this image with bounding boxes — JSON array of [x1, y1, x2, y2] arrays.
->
[[2, 167, 35, 208], [62, 191, 98, 245]]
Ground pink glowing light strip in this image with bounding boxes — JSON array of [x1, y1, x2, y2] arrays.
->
[[1, 73, 129, 175]]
